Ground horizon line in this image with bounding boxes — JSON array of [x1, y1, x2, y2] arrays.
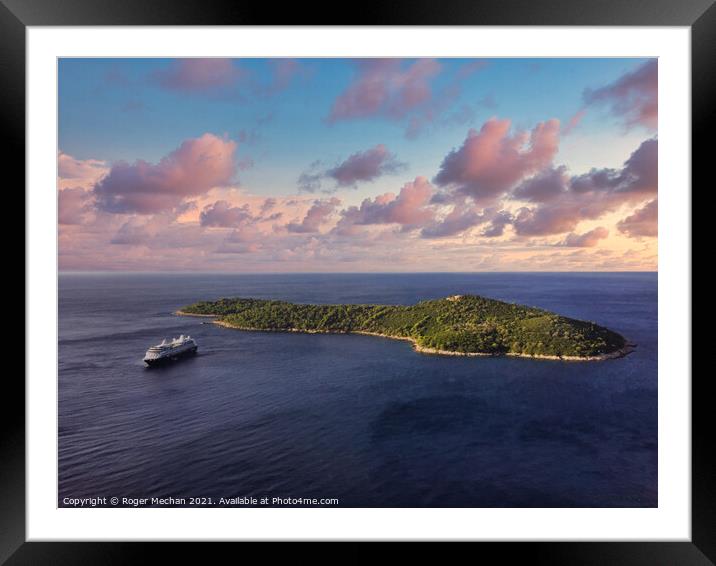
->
[[58, 270, 658, 275]]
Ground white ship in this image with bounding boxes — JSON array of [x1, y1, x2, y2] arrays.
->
[[143, 335, 198, 366]]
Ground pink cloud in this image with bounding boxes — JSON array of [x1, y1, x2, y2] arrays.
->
[[328, 59, 441, 122], [58, 152, 107, 180], [513, 166, 569, 203], [298, 145, 405, 192], [58, 109, 657, 271], [618, 199, 658, 238], [110, 217, 211, 249], [267, 59, 304, 94], [512, 138, 657, 236], [336, 177, 435, 233], [481, 210, 513, 238], [159, 59, 305, 101], [215, 241, 262, 254], [93, 133, 237, 214], [512, 204, 584, 237], [58, 187, 92, 225], [287, 198, 341, 233], [512, 193, 625, 238], [569, 168, 621, 193], [110, 218, 152, 245], [406, 60, 490, 139], [260, 197, 277, 214], [326, 144, 405, 187], [562, 109, 586, 136], [58, 152, 109, 190], [327, 59, 491, 139], [618, 136, 658, 193], [200, 200, 252, 227], [584, 60, 657, 130], [225, 224, 262, 244], [152, 59, 243, 94], [433, 118, 560, 204], [420, 197, 487, 238], [560, 227, 610, 247], [571, 137, 657, 195]]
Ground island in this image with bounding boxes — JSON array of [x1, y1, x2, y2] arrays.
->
[[177, 294, 633, 361]]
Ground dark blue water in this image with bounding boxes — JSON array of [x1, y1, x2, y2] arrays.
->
[[58, 272, 657, 507]]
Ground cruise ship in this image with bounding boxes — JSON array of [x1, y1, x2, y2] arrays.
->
[[143, 335, 198, 366]]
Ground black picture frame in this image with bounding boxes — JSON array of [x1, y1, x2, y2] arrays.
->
[[6, 0, 708, 560]]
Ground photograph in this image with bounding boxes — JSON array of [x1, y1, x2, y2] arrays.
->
[[57, 56, 658, 509]]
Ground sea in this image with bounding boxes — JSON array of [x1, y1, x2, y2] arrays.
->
[[58, 272, 657, 508]]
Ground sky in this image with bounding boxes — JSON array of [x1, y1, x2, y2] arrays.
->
[[58, 57, 657, 272]]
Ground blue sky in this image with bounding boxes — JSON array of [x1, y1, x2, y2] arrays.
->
[[58, 58, 657, 272], [59, 58, 648, 194]]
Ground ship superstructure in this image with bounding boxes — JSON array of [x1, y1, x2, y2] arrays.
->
[[143, 335, 198, 366]]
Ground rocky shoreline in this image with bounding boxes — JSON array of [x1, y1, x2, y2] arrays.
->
[[177, 312, 634, 362], [174, 310, 218, 318]]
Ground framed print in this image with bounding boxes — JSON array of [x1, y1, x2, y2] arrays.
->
[[7, 0, 710, 560]]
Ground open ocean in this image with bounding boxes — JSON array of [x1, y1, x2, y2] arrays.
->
[[58, 272, 657, 507]]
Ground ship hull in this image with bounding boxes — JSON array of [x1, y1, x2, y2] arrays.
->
[[144, 346, 197, 367]]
